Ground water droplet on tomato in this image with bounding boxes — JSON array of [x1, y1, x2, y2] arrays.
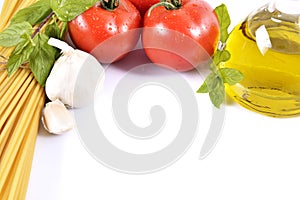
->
[[92, 16, 99, 21]]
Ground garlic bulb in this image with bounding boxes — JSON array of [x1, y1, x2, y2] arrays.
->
[[42, 99, 75, 134], [46, 38, 105, 108]]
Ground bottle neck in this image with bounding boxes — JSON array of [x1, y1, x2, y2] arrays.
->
[[274, 0, 300, 15]]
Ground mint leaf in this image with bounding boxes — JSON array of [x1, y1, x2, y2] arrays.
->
[[50, 0, 97, 22], [220, 68, 244, 85], [30, 33, 58, 86], [45, 22, 61, 39], [0, 22, 32, 47], [214, 4, 231, 43], [11, 0, 52, 26], [7, 39, 34, 75]]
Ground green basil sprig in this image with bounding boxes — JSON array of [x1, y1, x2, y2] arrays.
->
[[197, 4, 244, 108], [0, 0, 97, 86]]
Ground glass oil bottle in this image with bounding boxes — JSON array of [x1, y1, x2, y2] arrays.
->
[[223, 0, 300, 117]]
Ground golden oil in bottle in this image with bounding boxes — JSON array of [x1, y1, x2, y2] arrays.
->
[[223, 2, 300, 117]]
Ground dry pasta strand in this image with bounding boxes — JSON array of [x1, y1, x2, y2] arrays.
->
[[0, 0, 47, 199]]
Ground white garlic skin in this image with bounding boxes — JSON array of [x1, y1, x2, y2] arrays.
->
[[46, 38, 105, 108], [42, 99, 75, 134]]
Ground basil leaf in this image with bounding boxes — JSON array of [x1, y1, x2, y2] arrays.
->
[[213, 49, 231, 66], [197, 71, 225, 108], [11, 0, 52, 26], [198, 4, 243, 108], [0, 22, 32, 47], [206, 72, 219, 90], [7, 40, 34, 75], [197, 82, 208, 93], [220, 68, 244, 85], [29, 33, 58, 86], [197, 72, 218, 93], [50, 0, 97, 22], [209, 81, 225, 109], [214, 4, 231, 43], [45, 22, 61, 39]]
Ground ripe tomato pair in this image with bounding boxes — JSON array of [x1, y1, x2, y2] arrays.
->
[[68, 0, 220, 71]]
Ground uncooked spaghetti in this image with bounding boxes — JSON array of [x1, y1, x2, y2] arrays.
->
[[0, 0, 46, 199]]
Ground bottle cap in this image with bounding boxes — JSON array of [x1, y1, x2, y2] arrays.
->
[[275, 0, 300, 15]]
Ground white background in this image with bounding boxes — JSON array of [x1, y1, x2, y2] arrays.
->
[[1, 0, 300, 199]]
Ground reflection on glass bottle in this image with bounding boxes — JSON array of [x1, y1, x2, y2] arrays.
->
[[223, 1, 300, 117]]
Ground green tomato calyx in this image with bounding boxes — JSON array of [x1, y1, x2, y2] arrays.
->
[[99, 0, 120, 11], [148, 0, 182, 17]]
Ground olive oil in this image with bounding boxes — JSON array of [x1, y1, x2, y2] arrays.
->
[[223, 6, 300, 117]]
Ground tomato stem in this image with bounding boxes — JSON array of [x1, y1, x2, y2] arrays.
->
[[170, 0, 182, 8], [100, 0, 120, 11], [147, 0, 182, 17]]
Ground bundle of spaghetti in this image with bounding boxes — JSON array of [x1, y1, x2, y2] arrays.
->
[[0, 0, 46, 199]]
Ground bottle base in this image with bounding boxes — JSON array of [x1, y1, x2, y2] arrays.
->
[[226, 84, 300, 118]]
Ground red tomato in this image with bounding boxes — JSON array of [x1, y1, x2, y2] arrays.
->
[[142, 0, 220, 71], [68, 0, 141, 63], [128, 0, 159, 16]]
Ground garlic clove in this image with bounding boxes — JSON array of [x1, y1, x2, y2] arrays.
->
[[42, 99, 75, 134], [46, 38, 105, 108], [72, 50, 105, 108]]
